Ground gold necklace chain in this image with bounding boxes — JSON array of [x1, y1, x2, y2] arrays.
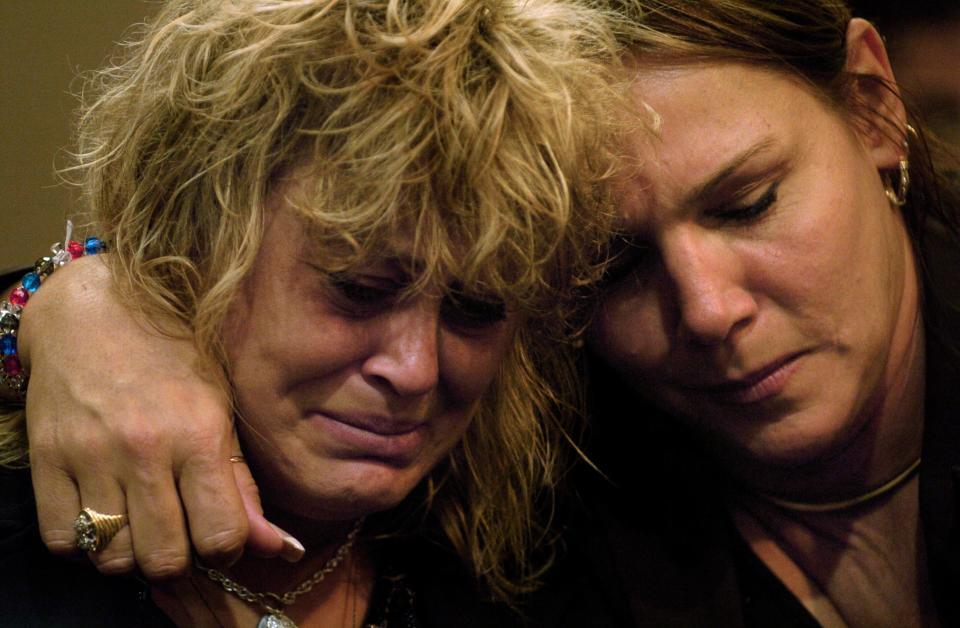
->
[[758, 457, 922, 513], [196, 516, 365, 623]]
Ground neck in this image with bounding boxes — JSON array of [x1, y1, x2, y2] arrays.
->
[[724, 323, 936, 626], [722, 228, 938, 625], [756, 456, 921, 513], [730, 477, 939, 627]]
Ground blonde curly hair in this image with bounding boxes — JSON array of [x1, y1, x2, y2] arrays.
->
[[1, 0, 631, 601]]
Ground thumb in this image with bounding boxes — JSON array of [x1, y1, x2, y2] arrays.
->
[[231, 458, 305, 562]]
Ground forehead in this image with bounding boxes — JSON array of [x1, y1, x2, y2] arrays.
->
[[615, 61, 826, 229], [268, 173, 486, 292]]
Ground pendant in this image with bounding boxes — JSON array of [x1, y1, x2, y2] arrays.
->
[[257, 613, 297, 628]]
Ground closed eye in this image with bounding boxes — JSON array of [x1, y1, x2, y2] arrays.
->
[[327, 272, 399, 315], [441, 292, 507, 332], [599, 235, 654, 287], [710, 180, 780, 223]]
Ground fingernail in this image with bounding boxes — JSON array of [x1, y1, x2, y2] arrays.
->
[[269, 523, 305, 563]]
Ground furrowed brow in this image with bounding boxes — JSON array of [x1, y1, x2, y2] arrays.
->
[[689, 136, 778, 204]]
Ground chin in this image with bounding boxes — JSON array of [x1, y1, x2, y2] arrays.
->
[[267, 458, 427, 522], [738, 436, 841, 469], [718, 405, 865, 470]]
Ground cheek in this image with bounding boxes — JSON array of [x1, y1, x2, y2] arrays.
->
[[224, 292, 374, 436], [771, 142, 893, 299], [751, 184, 890, 333], [231, 310, 360, 382]]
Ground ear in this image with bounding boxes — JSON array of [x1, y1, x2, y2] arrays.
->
[[843, 18, 907, 170]]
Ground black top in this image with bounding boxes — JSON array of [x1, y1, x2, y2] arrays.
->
[[0, 467, 171, 626], [0, 466, 517, 627]]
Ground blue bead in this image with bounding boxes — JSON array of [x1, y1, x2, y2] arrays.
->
[[21, 273, 41, 293], [84, 237, 105, 255], [0, 335, 16, 357]]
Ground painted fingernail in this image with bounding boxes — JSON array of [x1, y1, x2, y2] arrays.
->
[[269, 523, 305, 563]]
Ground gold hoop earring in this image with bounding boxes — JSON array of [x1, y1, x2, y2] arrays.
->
[[884, 155, 910, 207], [884, 124, 915, 207]]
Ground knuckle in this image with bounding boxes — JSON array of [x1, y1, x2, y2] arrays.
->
[[137, 550, 192, 581], [165, 382, 227, 419], [176, 425, 220, 454], [193, 527, 247, 564], [36, 425, 107, 463], [40, 528, 77, 555], [93, 554, 137, 576], [116, 421, 165, 455], [62, 429, 112, 463], [24, 436, 57, 458]]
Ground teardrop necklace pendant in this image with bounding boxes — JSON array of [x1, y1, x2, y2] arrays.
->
[[257, 613, 298, 628]]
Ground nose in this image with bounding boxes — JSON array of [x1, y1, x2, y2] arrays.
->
[[662, 229, 757, 345], [361, 297, 441, 397]]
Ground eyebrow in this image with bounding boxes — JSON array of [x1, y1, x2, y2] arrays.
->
[[689, 136, 778, 203]]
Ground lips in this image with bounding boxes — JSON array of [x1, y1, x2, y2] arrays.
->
[[690, 351, 808, 404], [309, 410, 427, 462]]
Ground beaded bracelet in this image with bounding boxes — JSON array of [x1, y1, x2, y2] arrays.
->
[[0, 221, 105, 401]]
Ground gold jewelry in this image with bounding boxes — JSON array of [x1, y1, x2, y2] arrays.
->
[[196, 516, 364, 628], [759, 457, 921, 513], [884, 123, 916, 207], [884, 155, 910, 207], [229, 455, 247, 463], [74, 507, 129, 552]]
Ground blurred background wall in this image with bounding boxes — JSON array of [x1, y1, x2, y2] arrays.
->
[[0, 2, 156, 271], [1, 1, 958, 270]]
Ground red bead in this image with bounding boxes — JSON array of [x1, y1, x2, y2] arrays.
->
[[67, 240, 84, 259], [3, 355, 21, 376], [9, 287, 28, 306]]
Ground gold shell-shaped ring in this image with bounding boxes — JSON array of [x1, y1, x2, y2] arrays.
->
[[74, 507, 129, 552]]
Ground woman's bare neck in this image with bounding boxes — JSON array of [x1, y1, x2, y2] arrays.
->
[[722, 311, 934, 626], [730, 478, 940, 628]]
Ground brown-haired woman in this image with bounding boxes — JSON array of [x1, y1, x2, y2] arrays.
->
[[582, 1, 960, 625]]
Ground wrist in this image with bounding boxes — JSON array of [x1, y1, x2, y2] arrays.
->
[[1, 229, 106, 401], [18, 253, 112, 374]]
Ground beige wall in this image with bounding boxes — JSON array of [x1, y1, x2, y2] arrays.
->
[[0, 2, 156, 271]]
